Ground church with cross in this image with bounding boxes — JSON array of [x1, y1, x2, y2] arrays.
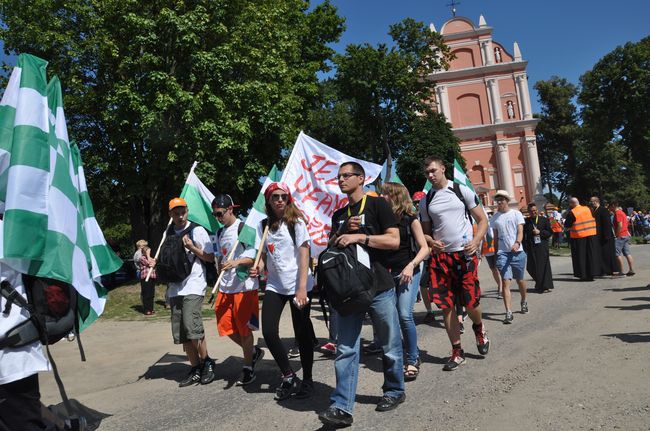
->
[[428, 12, 543, 207]]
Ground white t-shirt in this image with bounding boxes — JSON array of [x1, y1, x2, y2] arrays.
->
[[490, 209, 525, 252], [216, 220, 257, 294], [168, 223, 215, 297], [419, 182, 479, 252], [259, 219, 314, 296], [0, 262, 50, 385]]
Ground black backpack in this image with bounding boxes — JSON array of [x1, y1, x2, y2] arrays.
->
[[316, 244, 377, 316], [157, 222, 198, 283]]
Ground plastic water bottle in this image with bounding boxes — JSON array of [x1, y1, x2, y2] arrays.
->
[[462, 234, 473, 261]]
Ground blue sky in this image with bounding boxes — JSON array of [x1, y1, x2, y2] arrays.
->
[[316, 0, 649, 113]]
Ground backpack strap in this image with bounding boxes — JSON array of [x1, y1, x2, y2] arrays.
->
[[262, 218, 297, 247], [452, 182, 474, 223]]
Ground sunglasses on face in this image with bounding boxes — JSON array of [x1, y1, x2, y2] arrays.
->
[[337, 172, 361, 180], [212, 209, 228, 217], [271, 194, 289, 202]]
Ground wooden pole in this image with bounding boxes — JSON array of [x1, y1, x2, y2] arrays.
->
[[145, 218, 172, 282], [253, 225, 269, 268], [210, 244, 238, 295]]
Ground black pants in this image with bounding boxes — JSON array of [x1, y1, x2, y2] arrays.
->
[[261, 290, 314, 381], [140, 280, 155, 313], [0, 374, 53, 431]]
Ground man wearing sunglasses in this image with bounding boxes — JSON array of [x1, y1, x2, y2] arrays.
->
[[211, 194, 263, 387], [318, 162, 403, 428]]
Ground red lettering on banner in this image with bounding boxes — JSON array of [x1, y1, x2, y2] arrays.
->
[[293, 174, 311, 194], [302, 186, 322, 204], [307, 217, 331, 247], [315, 193, 333, 214]]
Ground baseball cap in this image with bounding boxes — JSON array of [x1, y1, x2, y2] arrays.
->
[[168, 197, 187, 211], [212, 194, 238, 209]]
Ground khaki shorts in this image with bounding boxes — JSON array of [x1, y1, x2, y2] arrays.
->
[[170, 294, 205, 344]]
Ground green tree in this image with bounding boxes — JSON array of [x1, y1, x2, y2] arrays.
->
[[579, 37, 650, 185], [306, 18, 455, 182], [0, 0, 344, 245], [533, 77, 581, 204]]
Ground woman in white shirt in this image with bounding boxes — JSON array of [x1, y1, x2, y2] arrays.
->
[[251, 182, 315, 401]]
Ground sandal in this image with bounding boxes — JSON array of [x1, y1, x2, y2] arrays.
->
[[404, 363, 420, 382]]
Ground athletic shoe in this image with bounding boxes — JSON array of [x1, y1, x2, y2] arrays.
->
[[319, 342, 337, 355], [521, 301, 529, 314], [496, 292, 503, 300], [459, 322, 465, 334], [474, 324, 490, 355], [442, 348, 465, 371], [274, 375, 300, 400], [363, 342, 382, 355], [503, 310, 514, 324], [293, 379, 314, 399], [200, 358, 216, 385], [287, 346, 300, 358], [179, 366, 201, 387], [375, 393, 406, 412], [237, 368, 255, 386], [252, 346, 265, 370], [318, 406, 353, 427]]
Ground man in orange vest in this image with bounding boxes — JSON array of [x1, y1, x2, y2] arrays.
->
[[564, 197, 599, 281]]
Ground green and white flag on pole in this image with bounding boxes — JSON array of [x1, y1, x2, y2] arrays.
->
[[180, 161, 221, 234], [0, 53, 122, 331], [238, 164, 280, 248]]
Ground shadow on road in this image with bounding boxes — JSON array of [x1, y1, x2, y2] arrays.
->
[[602, 332, 650, 343], [137, 353, 190, 382], [604, 304, 650, 311], [604, 285, 649, 292]]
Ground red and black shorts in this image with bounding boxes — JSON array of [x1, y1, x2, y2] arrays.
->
[[428, 251, 481, 310]]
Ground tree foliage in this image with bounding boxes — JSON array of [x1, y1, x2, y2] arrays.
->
[[306, 18, 459, 187], [0, 0, 344, 243]]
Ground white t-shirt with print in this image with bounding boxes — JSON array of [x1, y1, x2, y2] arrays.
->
[[168, 223, 215, 297], [0, 261, 50, 385], [490, 209, 525, 252], [216, 219, 257, 294], [259, 219, 314, 296], [419, 182, 479, 252]]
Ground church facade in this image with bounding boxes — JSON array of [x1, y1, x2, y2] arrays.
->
[[428, 15, 543, 207]]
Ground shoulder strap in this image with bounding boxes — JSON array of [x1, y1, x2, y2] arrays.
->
[[263, 218, 297, 246], [452, 182, 473, 222], [425, 188, 436, 210]]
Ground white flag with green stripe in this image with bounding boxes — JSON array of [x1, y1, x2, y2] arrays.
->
[[238, 164, 280, 248], [181, 161, 221, 234], [0, 54, 122, 331]]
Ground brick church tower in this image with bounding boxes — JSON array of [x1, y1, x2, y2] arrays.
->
[[428, 15, 543, 207]]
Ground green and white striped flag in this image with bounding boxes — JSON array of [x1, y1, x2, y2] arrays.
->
[[0, 54, 122, 331], [238, 164, 280, 248], [453, 159, 475, 191], [180, 161, 221, 234]]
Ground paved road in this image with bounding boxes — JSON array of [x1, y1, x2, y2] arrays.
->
[[40, 246, 650, 430]]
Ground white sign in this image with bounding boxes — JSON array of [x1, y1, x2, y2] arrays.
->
[[281, 132, 382, 255]]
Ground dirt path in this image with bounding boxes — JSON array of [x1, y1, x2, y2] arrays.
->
[[40, 246, 650, 430]]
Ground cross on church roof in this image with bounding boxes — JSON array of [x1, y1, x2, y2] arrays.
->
[[446, 0, 460, 17]]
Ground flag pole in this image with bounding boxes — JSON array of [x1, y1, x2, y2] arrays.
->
[[253, 225, 270, 268], [208, 244, 238, 303], [147, 161, 198, 281]]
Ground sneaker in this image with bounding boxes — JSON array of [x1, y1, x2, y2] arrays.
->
[[252, 346, 265, 370], [287, 346, 300, 358], [363, 342, 382, 355], [503, 310, 514, 324], [179, 366, 201, 387], [293, 379, 314, 399], [274, 375, 300, 400], [459, 322, 465, 334], [319, 342, 337, 355], [521, 301, 529, 314], [318, 406, 353, 427], [443, 348, 465, 371], [200, 358, 216, 385], [613, 272, 627, 278], [474, 324, 490, 355], [496, 292, 503, 300], [375, 393, 406, 412], [237, 367, 256, 386]]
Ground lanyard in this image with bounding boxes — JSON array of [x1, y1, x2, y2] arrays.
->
[[347, 194, 367, 218]]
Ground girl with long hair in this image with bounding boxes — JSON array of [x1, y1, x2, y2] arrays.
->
[[380, 182, 430, 381], [250, 182, 316, 400]]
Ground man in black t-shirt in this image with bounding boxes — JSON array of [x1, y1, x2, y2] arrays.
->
[[317, 162, 404, 428]]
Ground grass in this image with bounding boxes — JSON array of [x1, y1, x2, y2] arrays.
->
[[101, 283, 216, 321]]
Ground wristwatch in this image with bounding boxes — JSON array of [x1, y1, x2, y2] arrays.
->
[[364, 235, 370, 246]]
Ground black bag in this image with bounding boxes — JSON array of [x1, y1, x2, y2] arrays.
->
[[156, 222, 197, 283], [316, 244, 377, 316]]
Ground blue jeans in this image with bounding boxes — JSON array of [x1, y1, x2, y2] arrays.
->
[[395, 270, 420, 366], [330, 288, 405, 415], [328, 307, 339, 342]]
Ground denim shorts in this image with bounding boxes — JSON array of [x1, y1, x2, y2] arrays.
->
[[615, 236, 631, 257], [496, 250, 526, 280]]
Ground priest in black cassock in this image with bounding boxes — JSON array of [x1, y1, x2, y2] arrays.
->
[[589, 196, 616, 276], [523, 202, 554, 292]]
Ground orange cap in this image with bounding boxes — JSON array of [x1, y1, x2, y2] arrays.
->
[[168, 197, 187, 211]]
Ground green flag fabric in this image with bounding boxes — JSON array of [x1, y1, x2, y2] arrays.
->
[[0, 54, 122, 330], [180, 162, 221, 234], [238, 165, 280, 248]]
